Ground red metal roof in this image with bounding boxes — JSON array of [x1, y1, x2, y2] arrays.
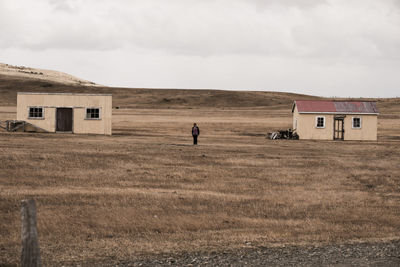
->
[[293, 100, 379, 114]]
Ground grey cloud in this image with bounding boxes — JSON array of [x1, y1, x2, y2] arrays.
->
[[2, 0, 399, 62], [115, 0, 400, 62], [392, 0, 400, 8], [49, 0, 78, 13], [252, 0, 328, 9], [0, 0, 399, 97]]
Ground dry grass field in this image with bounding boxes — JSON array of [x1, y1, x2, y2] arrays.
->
[[0, 74, 400, 265]]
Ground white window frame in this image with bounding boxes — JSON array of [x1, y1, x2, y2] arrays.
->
[[352, 117, 362, 129], [85, 107, 102, 120], [28, 106, 44, 119], [315, 116, 325, 128]]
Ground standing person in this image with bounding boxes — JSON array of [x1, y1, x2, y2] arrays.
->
[[192, 123, 200, 145]]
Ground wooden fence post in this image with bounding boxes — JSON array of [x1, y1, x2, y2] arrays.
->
[[21, 199, 42, 267]]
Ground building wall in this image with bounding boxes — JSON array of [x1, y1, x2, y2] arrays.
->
[[17, 93, 112, 135], [343, 115, 377, 140], [293, 106, 377, 140], [293, 107, 335, 140]]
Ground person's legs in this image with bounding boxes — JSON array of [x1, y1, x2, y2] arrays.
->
[[193, 135, 198, 145]]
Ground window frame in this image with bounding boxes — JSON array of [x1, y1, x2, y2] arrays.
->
[[315, 116, 325, 129], [352, 117, 362, 129], [28, 106, 44, 119], [85, 107, 101, 120]]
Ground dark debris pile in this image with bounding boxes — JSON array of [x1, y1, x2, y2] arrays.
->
[[267, 129, 299, 140]]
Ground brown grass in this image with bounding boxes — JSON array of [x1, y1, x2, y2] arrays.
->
[[0, 76, 400, 265]]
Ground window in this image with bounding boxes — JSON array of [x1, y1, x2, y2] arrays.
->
[[352, 117, 361, 129], [28, 107, 43, 118], [316, 116, 325, 128], [86, 108, 100, 119]]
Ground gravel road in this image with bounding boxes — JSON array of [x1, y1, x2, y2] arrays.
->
[[113, 240, 400, 267]]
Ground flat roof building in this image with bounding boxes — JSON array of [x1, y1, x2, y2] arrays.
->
[[17, 92, 112, 135], [292, 100, 379, 140]]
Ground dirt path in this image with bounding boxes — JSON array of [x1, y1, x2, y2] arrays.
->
[[106, 240, 400, 266]]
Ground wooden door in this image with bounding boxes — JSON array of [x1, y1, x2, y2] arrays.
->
[[333, 117, 344, 140], [56, 108, 73, 132]]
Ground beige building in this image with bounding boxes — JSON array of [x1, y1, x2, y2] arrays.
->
[[17, 92, 112, 135], [292, 100, 379, 141]]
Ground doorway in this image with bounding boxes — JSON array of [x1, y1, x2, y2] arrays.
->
[[56, 108, 73, 132], [333, 117, 344, 140]]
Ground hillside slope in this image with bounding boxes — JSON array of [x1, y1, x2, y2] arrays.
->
[[0, 66, 317, 109], [1, 63, 397, 110], [0, 63, 99, 87]]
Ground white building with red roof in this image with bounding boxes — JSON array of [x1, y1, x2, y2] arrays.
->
[[292, 100, 379, 140]]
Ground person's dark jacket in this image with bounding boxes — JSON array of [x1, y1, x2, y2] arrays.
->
[[192, 126, 200, 136]]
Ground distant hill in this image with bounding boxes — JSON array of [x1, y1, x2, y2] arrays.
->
[[0, 63, 99, 87], [0, 63, 317, 109], [3, 62, 395, 110]]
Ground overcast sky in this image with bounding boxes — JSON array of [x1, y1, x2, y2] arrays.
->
[[1, 0, 400, 97]]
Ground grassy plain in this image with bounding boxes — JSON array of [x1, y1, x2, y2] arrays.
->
[[0, 75, 400, 265]]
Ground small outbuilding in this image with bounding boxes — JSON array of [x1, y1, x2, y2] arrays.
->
[[292, 100, 379, 140], [17, 92, 112, 135]]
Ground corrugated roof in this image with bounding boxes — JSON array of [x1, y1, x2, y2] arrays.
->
[[18, 92, 112, 96], [293, 100, 379, 114]]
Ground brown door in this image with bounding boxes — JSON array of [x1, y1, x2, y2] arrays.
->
[[56, 108, 73, 132], [333, 117, 344, 140]]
